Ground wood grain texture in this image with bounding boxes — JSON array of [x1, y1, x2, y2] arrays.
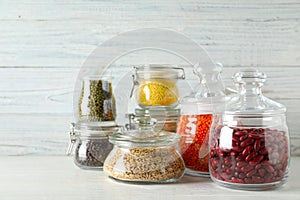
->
[[0, 0, 299, 155], [0, 156, 299, 199]]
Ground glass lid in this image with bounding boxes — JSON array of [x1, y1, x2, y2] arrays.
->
[[109, 117, 180, 147], [222, 68, 286, 116]]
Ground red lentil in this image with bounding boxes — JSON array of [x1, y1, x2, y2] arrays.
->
[[177, 114, 213, 174]]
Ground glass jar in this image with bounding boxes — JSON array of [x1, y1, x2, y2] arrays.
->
[[78, 75, 116, 123], [103, 119, 185, 183], [127, 107, 180, 133], [67, 122, 121, 170], [209, 68, 290, 190], [177, 66, 226, 177], [131, 65, 185, 108]]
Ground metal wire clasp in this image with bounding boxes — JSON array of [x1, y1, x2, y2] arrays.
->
[[66, 122, 76, 156]]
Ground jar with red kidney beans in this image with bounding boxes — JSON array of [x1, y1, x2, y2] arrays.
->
[[209, 68, 290, 191]]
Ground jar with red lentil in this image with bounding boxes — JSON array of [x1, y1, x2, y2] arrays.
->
[[177, 66, 226, 177], [209, 68, 290, 190]]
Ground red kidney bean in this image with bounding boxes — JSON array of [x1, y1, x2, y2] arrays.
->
[[258, 169, 265, 177], [254, 140, 261, 152], [242, 146, 253, 157], [209, 127, 289, 185], [232, 146, 243, 153], [230, 177, 244, 183], [249, 155, 264, 165], [246, 169, 257, 178], [240, 138, 254, 148], [239, 135, 248, 142], [245, 152, 256, 162], [234, 131, 246, 136], [249, 132, 261, 139]]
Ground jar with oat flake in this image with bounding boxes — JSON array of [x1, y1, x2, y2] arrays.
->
[[103, 116, 185, 183]]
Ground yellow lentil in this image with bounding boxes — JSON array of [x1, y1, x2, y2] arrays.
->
[[137, 79, 178, 107]]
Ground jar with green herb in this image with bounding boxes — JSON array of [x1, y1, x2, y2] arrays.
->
[[78, 75, 116, 123]]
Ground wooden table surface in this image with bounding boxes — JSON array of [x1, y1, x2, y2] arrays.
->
[[1, 156, 299, 200]]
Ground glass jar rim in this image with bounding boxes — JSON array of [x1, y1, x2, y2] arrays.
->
[[82, 75, 112, 81], [134, 65, 184, 79], [75, 122, 121, 137], [109, 129, 180, 148]]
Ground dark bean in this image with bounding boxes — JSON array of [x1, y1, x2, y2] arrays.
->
[[245, 152, 256, 162], [258, 169, 265, 177], [234, 131, 246, 136], [246, 169, 257, 178], [242, 146, 253, 157], [241, 138, 254, 148], [249, 155, 264, 165], [254, 140, 261, 152], [209, 127, 289, 185]]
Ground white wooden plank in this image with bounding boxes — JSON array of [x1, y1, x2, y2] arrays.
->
[[0, 0, 299, 67], [0, 66, 299, 155], [0, 156, 299, 199]]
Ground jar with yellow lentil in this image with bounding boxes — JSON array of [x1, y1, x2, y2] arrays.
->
[[103, 117, 185, 183], [131, 65, 185, 108]]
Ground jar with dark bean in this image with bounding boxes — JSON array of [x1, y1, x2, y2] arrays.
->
[[68, 122, 121, 170], [209, 68, 290, 190]]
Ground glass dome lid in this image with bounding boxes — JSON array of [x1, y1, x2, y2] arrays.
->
[[221, 68, 286, 116], [109, 118, 180, 147]]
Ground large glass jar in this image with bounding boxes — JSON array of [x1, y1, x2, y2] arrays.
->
[[103, 119, 185, 183], [131, 65, 185, 108], [177, 67, 226, 177], [78, 75, 116, 123], [67, 122, 121, 170], [209, 68, 290, 190]]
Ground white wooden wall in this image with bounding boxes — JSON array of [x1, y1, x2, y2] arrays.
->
[[0, 0, 299, 156]]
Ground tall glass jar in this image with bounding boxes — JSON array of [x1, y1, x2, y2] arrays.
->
[[103, 119, 185, 183], [131, 65, 185, 108], [209, 68, 290, 190], [78, 75, 116, 123], [67, 122, 121, 170], [177, 67, 226, 177]]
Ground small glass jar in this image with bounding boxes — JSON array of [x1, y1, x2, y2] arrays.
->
[[67, 122, 120, 170], [131, 65, 185, 108], [177, 66, 226, 177], [103, 119, 185, 183], [78, 75, 116, 123], [127, 107, 180, 133], [209, 68, 290, 190]]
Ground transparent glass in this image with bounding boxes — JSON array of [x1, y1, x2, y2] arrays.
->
[[73, 124, 120, 170], [177, 66, 226, 177], [209, 68, 290, 190], [78, 75, 116, 123], [131, 65, 185, 108], [103, 124, 185, 183], [127, 107, 180, 133]]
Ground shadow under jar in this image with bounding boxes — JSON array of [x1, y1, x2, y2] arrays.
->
[[209, 68, 290, 191]]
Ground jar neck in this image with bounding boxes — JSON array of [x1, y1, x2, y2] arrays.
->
[[238, 82, 262, 96]]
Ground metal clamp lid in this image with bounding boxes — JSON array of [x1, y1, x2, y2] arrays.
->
[[66, 123, 76, 156]]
